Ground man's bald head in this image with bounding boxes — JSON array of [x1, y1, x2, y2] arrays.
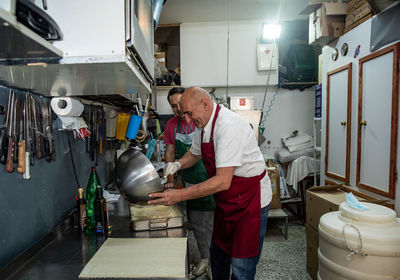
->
[[181, 87, 212, 105], [179, 87, 214, 128]]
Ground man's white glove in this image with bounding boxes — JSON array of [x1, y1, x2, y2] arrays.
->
[[164, 161, 181, 177]]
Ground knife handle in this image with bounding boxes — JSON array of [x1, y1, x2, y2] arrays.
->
[[17, 140, 26, 174], [51, 137, 56, 161], [23, 152, 31, 179], [5, 137, 15, 173], [35, 132, 42, 159]]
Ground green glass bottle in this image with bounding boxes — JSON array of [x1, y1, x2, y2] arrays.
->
[[94, 186, 108, 236], [86, 167, 100, 234]]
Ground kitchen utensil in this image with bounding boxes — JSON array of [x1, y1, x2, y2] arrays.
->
[[285, 130, 298, 140], [115, 148, 164, 202]]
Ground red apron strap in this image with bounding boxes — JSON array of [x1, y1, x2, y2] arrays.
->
[[201, 104, 221, 178]]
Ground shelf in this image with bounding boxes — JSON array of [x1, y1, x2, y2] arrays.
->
[[155, 86, 180, 90], [0, 8, 63, 63], [282, 81, 318, 85]]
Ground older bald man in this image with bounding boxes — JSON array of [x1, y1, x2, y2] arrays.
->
[[149, 87, 272, 280]]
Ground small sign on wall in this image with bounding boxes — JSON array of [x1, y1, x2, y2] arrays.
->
[[256, 43, 278, 71], [230, 96, 255, 111]]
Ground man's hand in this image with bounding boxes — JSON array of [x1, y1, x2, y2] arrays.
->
[[148, 189, 181, 206], [164, 182, 175, 189], [164, 161, 181, 177]]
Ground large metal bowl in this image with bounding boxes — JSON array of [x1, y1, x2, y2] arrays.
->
[[115, 148, 164, 203]]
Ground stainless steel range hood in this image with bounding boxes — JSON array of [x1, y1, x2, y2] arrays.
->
[[0, 0, 153, 103], [0, 55, 151, 100]]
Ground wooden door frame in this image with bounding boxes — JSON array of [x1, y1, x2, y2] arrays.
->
[[357, 43, 399, 198], [325, 63, 352, 184]]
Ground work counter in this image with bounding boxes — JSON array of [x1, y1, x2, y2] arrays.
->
[[2, 198, 188, 280]]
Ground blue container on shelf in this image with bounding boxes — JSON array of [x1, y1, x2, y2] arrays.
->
[[126, 115, 142, 140], [315, 84, 322, 118]]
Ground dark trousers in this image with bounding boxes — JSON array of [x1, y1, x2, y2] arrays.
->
[[210, 204, 270, 280]]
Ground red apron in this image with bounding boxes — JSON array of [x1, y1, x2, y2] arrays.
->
[[201, 104, 266, 258]]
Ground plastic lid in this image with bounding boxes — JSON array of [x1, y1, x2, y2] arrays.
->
[[340, 202, 396, 224]]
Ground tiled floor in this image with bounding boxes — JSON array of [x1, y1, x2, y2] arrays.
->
[[188, 214, 312, 280]]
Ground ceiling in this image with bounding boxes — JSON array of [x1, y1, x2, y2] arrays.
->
[[158, 0, 310, 25]]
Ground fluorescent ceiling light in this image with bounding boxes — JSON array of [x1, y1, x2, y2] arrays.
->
[[262, 23, 281, 40]]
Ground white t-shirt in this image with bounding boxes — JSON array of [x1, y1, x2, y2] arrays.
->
[[190, 103, 272, 207]]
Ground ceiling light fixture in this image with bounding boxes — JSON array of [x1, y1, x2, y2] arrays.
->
[[262, 23, 281, 41]]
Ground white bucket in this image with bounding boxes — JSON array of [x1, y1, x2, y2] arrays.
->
[[318, 202, 400, 280]]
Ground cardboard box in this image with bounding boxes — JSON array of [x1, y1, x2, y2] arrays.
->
[[346, 0, 369, 14], [306, 224, 319, 280], [345, 2, 372, 28], [306, 186, 363, 231], [154, 52, 166, 66], [303, 2, 348, 45], [267, 160, 281, 209]]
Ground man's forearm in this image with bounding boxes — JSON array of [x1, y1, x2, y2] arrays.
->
[[148, 167, 235, 206], [178, 167, 234, 200]]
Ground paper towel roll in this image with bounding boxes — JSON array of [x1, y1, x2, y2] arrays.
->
[[51, 97, 84, 117]]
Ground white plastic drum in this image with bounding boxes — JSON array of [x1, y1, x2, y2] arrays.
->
[[318, 202, 400, 280]]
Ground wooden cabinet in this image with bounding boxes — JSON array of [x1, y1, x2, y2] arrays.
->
[[323, 42, 399, 200], [356, 43, 399, 198], [326, 63, 352, 184]]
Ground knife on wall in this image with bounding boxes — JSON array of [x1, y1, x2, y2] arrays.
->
[[0, 91, 12, 165], [17, 97, 25, 174], [5, 92, 16, 173]]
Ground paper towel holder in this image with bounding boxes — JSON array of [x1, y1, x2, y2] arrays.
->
[[58, 99, 68, 109]]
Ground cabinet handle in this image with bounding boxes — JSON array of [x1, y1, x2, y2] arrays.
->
[[360, 120, 367, 126], [340, 121, 347, 126]]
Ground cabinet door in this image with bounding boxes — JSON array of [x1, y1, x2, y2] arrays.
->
[[357, 43, 399, 198], [326, 63, 352, 183]]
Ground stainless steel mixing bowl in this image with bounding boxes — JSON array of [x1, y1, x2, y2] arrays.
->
[[115, 148, 164, 203]]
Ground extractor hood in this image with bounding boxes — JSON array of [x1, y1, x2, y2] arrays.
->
[[0, 55, 151, 101], [0, 0, 153, 103]]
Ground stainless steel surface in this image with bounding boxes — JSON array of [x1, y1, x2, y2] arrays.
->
[[0, 1, 153, 102], [6, 91, 14, 137], [0, 57, 151, 98], [0, 197, 188, 280], [0, 7, 62, 62], [130, 204, 184, 231], [129, 0, 154, 79], [115, 148, 164, 203]]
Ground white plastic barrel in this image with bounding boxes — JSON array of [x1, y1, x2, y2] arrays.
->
[[318, 202, 400, 280]]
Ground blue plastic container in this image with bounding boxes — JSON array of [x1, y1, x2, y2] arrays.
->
[[126, 115, 142, 140]]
